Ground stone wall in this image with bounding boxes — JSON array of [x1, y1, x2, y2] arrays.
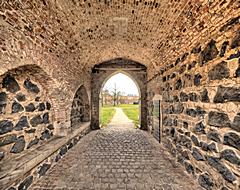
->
[[0, 67, 54, 163], [5, 124, 91, 190], [0, 2, 93, 187], [0, 64, 92, 189], [147, 16, 240, 190]]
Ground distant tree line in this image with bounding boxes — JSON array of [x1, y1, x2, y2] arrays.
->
[[101, 84, 139, 106]]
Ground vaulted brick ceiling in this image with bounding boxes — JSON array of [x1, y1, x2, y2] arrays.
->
[[1, 0, 239, 79]]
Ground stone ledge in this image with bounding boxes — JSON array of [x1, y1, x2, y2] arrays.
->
[[0, 122, 91, 189]]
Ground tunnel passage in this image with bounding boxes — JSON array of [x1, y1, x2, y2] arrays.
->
[[1, 1, 240, 190], [70, 85, 90, 128], [91, 58, 147, 130]]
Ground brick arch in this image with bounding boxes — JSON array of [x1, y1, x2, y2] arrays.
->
[[70, 85, 90, 129], [91, 58, 147, 130]]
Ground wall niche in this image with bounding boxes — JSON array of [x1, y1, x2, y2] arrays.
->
[[70, 85, 90, 128], [0, 65, 54, 162]]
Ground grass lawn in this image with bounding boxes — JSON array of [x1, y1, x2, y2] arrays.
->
[[100, 107, 116, 127], [100, 104, 139, 127]]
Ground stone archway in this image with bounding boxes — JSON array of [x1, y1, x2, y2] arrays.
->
[[91, 58, 147, 130], [99, 71, 141, 125], [70, 85, 90, 128]]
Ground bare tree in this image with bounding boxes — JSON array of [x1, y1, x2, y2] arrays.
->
[[112, 83, 121, 106]]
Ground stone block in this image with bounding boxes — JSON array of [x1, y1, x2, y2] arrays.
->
[[25, 103, 36, 112], [207, 130, 221, 143], [214, 85, 240, 103], [12, 101, 24, 113], [30, 115, 43, 127], [194, 74, 202, 86], [18, 176, 33, 190], [38, 163, 51, 176], [10, 136, 25, 154], [208, 61, 230, 81], [200, 89, 210, 103], [198, 173, 214, 190], [192, 148, 205, 161], [2, 74, 20, 93], [0, 120, 13, 135], [199, 40, 219, 66], [0, 134, 17, 147], [16, 93, 26, 102], [27, 137, 39, 149], [24, 79, 40, 93], [231, 31, 240, 49], [206, 156, 236, 183], [208, 111, 231, 128], [223, 132, 240, 150], [220, 149, 240, 166], [15, 116, 30, 131]]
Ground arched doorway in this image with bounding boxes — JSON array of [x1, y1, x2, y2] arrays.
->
[[91, 58, 147, 130], [70, 85, 90, 128], [99, 72, 141, 127]]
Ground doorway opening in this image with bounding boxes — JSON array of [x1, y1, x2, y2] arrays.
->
[[91, 58, 147, 130], [99, 72, 140, 128]]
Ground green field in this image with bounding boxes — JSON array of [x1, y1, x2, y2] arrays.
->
[[100, 107, 116, 127], [100, 104, 139, 127]]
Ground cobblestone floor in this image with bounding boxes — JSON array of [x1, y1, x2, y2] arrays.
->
[[30, 109, 203, 190], [30, 127, 203, 190]]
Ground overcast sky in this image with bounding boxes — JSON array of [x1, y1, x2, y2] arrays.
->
[[103, 73, 139, 96]]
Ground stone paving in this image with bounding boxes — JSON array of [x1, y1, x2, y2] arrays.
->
[[30, 108, 203, 190], [108, 107, 135, 127]]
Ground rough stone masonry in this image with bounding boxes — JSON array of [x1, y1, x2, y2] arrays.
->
[[0, 1, 240, 190]]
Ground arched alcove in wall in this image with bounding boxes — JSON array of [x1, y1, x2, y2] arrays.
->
[[0, 64, 55, 166], [70, 85, 90, 128], [91, 58, 147, 130]]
